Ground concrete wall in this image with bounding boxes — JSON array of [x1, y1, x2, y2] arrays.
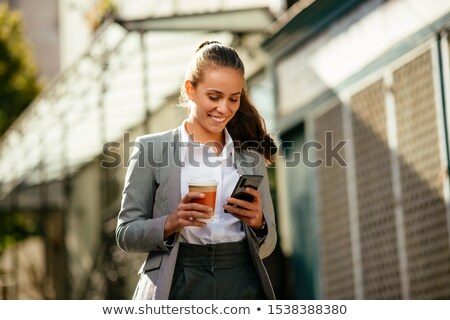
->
[[66, 161, 102, 298]]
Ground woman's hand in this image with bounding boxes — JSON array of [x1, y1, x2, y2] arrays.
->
[[163, 192, 213, 239], [223, 187, 264, 229]]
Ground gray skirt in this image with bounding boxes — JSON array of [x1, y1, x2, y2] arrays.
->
[[169, 240, 265, 300]]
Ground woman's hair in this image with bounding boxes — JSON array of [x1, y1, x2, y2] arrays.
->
[[181, 40, 277, 163]]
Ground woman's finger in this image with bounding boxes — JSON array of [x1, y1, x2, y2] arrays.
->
[[182, 191, 206, 203], [183, 210, 213, 222]]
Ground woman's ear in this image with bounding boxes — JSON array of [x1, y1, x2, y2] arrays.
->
[[184, 80, 195, 100]]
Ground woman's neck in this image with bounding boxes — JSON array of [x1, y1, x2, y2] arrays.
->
[[184, 121, 225, 155]]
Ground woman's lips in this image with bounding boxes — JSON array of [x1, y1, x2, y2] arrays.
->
[[208, 114, 226, 123]]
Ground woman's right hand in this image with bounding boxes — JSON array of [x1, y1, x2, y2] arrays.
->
[[163, 192, 213, 239]]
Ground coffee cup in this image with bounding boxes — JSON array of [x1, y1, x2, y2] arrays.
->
[[188, 178, 218, 222]]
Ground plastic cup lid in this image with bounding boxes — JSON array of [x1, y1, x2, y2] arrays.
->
[[188, 178, 218, 186]]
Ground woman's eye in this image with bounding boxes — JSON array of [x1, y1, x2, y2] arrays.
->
[[230, 99, 238, 103], [209, 96, 219, 101]]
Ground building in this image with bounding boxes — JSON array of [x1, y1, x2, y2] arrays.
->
[[265, 0, 450, 299], [0, 0, 60, 80]]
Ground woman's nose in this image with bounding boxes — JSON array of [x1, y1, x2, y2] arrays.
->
[[216, 100, 229, 112]]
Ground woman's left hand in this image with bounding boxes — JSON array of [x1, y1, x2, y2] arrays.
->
[[223, 187, 264, 229]]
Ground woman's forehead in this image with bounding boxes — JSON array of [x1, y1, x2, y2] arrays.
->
[[197, 67, 244, 91]]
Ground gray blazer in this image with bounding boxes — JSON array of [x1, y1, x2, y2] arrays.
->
[[116, 127, 277, 299]]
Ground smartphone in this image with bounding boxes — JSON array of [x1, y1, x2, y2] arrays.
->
[[224, 174, 263, 212]]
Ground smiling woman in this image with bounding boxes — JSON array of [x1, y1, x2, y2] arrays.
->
[[184, 67, 243, 153], [181, 41, 276, 161], [116, 41, 278, 300]]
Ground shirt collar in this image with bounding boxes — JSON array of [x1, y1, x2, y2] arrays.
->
[[179, 120, 235, 162]]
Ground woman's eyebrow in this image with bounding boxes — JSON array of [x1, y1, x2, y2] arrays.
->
[[206, 89, 242, 96]]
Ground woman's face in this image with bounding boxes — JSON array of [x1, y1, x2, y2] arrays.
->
[[185, 66, 244, 143]]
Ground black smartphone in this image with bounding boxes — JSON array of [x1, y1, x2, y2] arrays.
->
[[224, 174, 263, 212]]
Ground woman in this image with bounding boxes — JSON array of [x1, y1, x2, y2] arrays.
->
[[116, 41, 277, 299]]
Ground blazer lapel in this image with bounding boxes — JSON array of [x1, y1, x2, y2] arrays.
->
[[235, 149, 256, 175], [166, 128, 182, 214]]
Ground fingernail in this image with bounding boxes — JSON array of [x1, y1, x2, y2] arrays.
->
[[200, 193, 205, 198]]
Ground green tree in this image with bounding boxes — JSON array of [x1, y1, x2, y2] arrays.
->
[[0, 3, 41, 136]]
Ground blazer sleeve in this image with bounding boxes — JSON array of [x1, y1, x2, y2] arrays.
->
[[115, 136, 170, 253], [246, 151, 277, 260]]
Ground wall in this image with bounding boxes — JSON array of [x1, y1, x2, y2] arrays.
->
[[269, 0, 450, 299]]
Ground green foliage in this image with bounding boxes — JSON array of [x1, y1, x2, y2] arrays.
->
[[0, 4, 41, 136], [0, 211, 40, 255]]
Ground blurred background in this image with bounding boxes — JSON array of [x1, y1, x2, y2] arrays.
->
[[0, 0, 450, 300]]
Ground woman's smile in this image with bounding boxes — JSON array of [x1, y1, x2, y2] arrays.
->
[[207, 114, 227, 123]]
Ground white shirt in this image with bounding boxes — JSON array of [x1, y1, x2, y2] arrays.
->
[[179, 121, 244, 245]]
